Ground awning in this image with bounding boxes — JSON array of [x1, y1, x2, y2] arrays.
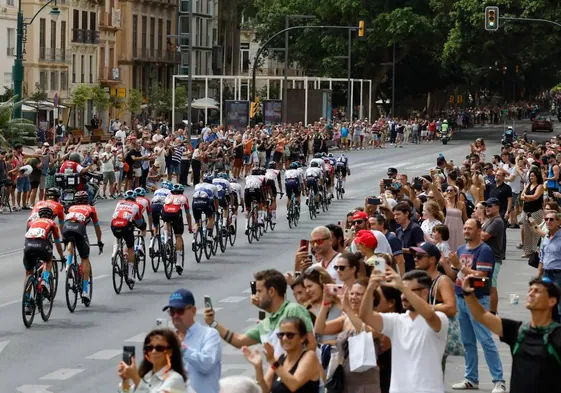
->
[[191, 97, 219, 110], [23, 100, 68, 110]]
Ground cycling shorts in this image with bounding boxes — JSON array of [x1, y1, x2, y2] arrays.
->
[[111, 222, 135, 249], [152, 203, 164, 227], [192, 197, 215, 222], [161, 211, 185, 235], [218, 194, 230, 210], [23, 239, 52, 271], [285, 179, 301, 198], [265, 179, 277, 198], [62, 221, 90, 259], [306, 176, 319, 192], [244, 188, 263, 210]]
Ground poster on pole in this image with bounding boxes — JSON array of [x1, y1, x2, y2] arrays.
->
[[263, 100, 282, 125], [224, 100, 250, 131]]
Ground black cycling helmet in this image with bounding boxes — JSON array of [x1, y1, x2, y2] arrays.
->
[[314, 153, 323, 159], [251, 168, 260, 175], [268, 161, 277, 169], [74, 190, 88, 204], [69, 152, 81, 163], [38, 207, 54, 219], [46, 188, 60, 200], [311, 161, 319, 168]]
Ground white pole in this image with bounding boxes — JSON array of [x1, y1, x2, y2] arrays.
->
[[266, 79, 270, 100], [172, 75, 176, 131], [234, 77, 237, 100], [205, 77, 208, 124], [360, 79, 364, 119], [280, 79, 283, 100], [304, 77, 308, 126], [220, 78, 223, 125], [368, 80, 372, 121], [350, 79, 354, 119], [329, 79, 332, 90]]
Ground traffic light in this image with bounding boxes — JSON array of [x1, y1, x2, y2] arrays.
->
[[358, 20, 365, 39], [485, 6, 499, 31], [250, 102, 258, 118]]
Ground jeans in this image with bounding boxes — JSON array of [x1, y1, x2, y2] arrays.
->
[[457, 295, 504, 384], [543, 270, 561, 319]]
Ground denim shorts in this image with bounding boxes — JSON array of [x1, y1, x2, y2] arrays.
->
[[16, 177, 30, 193], [169, 163, 180, 175]]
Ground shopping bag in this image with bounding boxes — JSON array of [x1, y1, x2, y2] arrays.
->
[[347, 329, 377, 372]]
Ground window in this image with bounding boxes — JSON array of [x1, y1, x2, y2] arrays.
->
[[208, 0, 212, 15], [39, 18, 46, 59], [180, 0, 190, 13], [61, 21, 66, 56], [4, 72, 12, 86], [51, 20, 56, 50], [73, 9, 79, 30], [72, 54, 76, 82], [198, 18, 202, 46], [132, 15, 138, 57], [7, 28, 15, 56], [82, 11, 88, 30], [141, 16, 147, 56], [80, 54, 84, 83], [90, 12, 96, 30], [6, 0, 14, 6], [61, 71, 68, 90], [50, 71, 58, 91], [167, 19, 171, 37], [39, 71, 48, 90], [212, 27, 217, 45], [158, 19, 163, 52], [149, 17, 155, 57], [179, 16, 189, 35], [241, 49, 249, 74], [89, 55, 93, 83]]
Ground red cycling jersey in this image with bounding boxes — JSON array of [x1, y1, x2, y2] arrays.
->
[[28, 200, 65, 223], [111, 200, 144, 228], [65, 204, 99, 226], [136, 196, 152, 214], [25, 218, 61, 241], [163, 194, 189, 214]]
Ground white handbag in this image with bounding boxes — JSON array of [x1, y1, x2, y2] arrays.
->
[[347, 325, 377, 372]]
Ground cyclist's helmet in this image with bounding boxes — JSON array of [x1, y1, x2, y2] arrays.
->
[[171, 184, 185, 194], [340, 153, 346, 158], [203, 173, 214, 183], [134, 187, 147, 197], [46, 187, 60, 200], [69, 152, 81, 163], [251, 168, 260, 175], [268, 161, 277, 169], [299, 153, 305, 159], [290, 162, 299, 169], [259, 167, 267, 175], [314, 153, 322, 159], [161, 180, 173, 190], [328, 153, 334, 158], [123, 190, 137, 200], [443, 119, 448, 124], [229, 177, 237, 183], [218, 172, 229, 179], [37, 206, 54, 219], [74, 190, 88, 204], [311, 161, 320, 168]]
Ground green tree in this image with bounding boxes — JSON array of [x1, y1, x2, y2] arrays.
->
[[127, 88, 144, 116], [149, 84, 171, 114], [28, 83, 48, 102], [70, 84, 92, 111], [91, 86, 111, 111], [175, 86, 188, 111], [0, 97, 36, 147], [0, 86, 14, 102]]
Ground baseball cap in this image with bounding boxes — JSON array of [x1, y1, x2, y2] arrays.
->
[[483, 197, 500, 207], [410, 242, 441, 261], [387, 167, 398, 175], [355, 230, 378, 250], [162, 288, 195, 311], [352, 211, 369, 221]]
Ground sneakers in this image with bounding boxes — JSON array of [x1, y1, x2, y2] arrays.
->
[[491, 382, 507, 393], [452, 380, 479, 390]]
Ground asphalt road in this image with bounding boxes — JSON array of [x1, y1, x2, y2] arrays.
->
[[0, 121, 555, 393]]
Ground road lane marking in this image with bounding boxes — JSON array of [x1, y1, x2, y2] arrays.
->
[[218, 296, 247, 303], [124, 333, 146, 343], [40, 368, 84, 380], [246, 317, 259, 322], [241, 288, 253, 294], [196, 307, 222, 314], [221, 364, 256, 377], [86, 349, 122, 360], [392, 162, 413, 168], [0, 340, 8, 354], [93, 274, 109, 280], [16, 385, 53, 393], [0, 299, 19, 309], [406, 162, 433, 169]]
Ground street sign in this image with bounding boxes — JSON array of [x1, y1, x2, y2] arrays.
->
[[117, 88, 126, 98], [110, 88, 117, 96]]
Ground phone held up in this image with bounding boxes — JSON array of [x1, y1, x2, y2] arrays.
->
[[469, 276, 492, 291], [250, 281, 257, 295], [122, 346, 136, 365], [204, 295, 213, 310]]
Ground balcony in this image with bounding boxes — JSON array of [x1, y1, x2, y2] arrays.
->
[[72, 29, 101, 44], [132, 48, 180, 63], [39, 48, 71, 63], [99, 67, 121, 85]]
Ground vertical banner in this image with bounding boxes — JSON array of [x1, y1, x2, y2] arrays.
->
[[224, 100, 250, 131], [263, 100, 282, 125]]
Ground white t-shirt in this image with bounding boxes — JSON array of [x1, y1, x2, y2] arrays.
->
[[311, 252, 342, 284], [115, 129, 127, 143], [100, 152, 114, 173], [381, 311, 448, 393], [503, 164, 521, 194]]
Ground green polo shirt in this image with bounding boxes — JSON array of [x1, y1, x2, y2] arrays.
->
[[245, 300, 313, 342]]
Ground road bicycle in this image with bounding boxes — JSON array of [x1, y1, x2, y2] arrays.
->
[[22, 257, 60, 328], [65, 241, 102, 312]]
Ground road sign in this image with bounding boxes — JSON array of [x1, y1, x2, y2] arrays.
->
[[117, 88, 126, 98]]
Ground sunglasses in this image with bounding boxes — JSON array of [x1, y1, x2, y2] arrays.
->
[[144, 344, 169, 353], [334, 265, 347, 271], [168, 307, 192, 316], [276, 332, 297, 339], [310, 238, 330, 247], [413, 254, 429, 260], [446, 189, 455, 193], [352, 220, 365, 225], [545, 217, 557, 222]]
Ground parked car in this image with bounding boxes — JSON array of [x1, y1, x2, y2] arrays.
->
[[532, 115, 553, 132]]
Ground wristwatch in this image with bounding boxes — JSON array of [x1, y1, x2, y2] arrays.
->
[[209, 321, 218, 328], [271, 360, 280, 370]]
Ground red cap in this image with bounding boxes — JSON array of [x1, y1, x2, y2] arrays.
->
[[352, 211, 369, 221], [355, 230, 378, 250]]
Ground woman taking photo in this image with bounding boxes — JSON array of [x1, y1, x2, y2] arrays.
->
[[117, 329, 187, 393], [443, 185, 467, 252], [520, 168, 544, 257], [243, 317, 321, 393], [420, 201, 444, 243], [334, 251, 362, 288]]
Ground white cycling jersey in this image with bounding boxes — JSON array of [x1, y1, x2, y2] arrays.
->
[[244, 175, 263, 190], [212, 178, 231, 195], [310, 158, 326, 172], [229, 182, 243, 201], [265, 169, 281, 190], [193, 182, 219, 199], [306, 167, 322, 178], [151, 188, 171, 204], [285, 169, 300, 181]]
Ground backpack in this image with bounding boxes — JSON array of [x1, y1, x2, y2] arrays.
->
[[56, 124, 64, 136], [160, 124, 168, 136], [512, 321, 561, 367]]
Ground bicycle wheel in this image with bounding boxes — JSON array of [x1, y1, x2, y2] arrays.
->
[[176, 243, 185, 276], [247, 213, 254, 244], [253, 212, 261, 242], [218, 221, 227, 253], [211, 221, 219, 255], [65, 264, 78, 312], [164, 239, 174, 280], [39, 273, 54, 321], [22, 276, 36, 328], [321, 193, 326, 212], [309, 196, 314, 220], [194, 227, 203, 263], [204, 230, 213, 260], [228, 218, 237, 247], [288, 204, 294, 229], [51, 258, 59, 300], [150, 235, 161, 272], [112, 248, 124, 294], [135, 237, 146, 281]]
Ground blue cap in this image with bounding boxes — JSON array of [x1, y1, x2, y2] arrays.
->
[[162, 288, 195, 311], [411, 242, 441, 261]]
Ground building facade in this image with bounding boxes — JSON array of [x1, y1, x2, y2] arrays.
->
[[0, 1, 17, 94]]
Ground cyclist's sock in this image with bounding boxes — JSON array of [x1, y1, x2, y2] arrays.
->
[[66, 254, 72, 266], [128, 263, 134, 277], [83, 280, 89, 295], [112, 243, 118, 257], [175, 250, 183, 264], [272, 211, 277, 222], [149, 236, 155, 248], [258, 210, 265, 223], [244, 218, 249, 229]]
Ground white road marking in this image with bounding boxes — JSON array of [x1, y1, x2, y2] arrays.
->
[[124, 333, 146, 343], [16, 385, 53, 393], [392, 162, 413, 168], [40, 368, 84, 380], [86, 349, 122, 360], [0, 299, 19, 309], [221, 364, 256, 377], [406, 163, 433, 169], [218, 296, 247, 303], [0, 340, 8, 354], [93, 274, 109, 280], [241, 288, 253, 294], [246, 317, 259, 322], [196, 307, 223, 315]]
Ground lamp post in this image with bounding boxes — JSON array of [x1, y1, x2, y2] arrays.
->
[[282, 14, 314, 124], [13, 0, 60, 119]]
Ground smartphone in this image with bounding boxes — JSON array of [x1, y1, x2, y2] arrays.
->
[[383, 179, 392, 187], [469, 277, 492, 291], [258, 311, 266, 321], [326, 284, 344, 296], [365, 256, 386, 273], [204, 295, 213, 310], [300, 239, 309, 251], [367, 197, 381, 205], [250, 281, 257, 295], [122, 346, 136, 365]]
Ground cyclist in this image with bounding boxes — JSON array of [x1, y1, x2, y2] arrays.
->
[[149, 180, 172, 251], [323, 156, 335, 199], [285, 162, 303, 212], [229, 177, 243, 223], [23, 207, 65, 302], [162, 183, 193, 274], [243, 168, 266, 234], [134, 187, 153, 239], [305, 161, 323, 207], [265, 161, 282, 224], [212, 172, 232, 228], [110, 190, 146, 287], [62, 190, 103, 303], [28, 188, 65, 231], [59, 152, 94, 204], [192, 174, 218, 242], [335, 153, 350, 192]]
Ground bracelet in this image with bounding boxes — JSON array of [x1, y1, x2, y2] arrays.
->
[[322, 301, 331, 307]]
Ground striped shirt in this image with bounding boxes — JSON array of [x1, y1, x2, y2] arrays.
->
[[172, 146, 184, 164]]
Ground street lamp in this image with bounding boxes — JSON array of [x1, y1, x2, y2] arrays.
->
[[283, 14, 314, 124], [12, 0, 59, 119]]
